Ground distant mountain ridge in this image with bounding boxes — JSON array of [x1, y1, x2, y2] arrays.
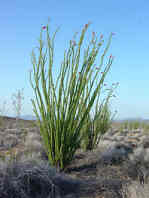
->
[[20, 115, 38, 120], [2, 114, 149, 123], [113, 117, 149, 123], [19, 115, 149, 123]]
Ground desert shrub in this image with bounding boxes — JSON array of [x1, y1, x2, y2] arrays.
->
[[29, 22, 115, 171], [0, 159, 61, 198], [121, 121, 130, 130], [122, 181, 149, 198], [120, 120, 142, 131], [141, 122, 149, 133], [129, 121, 141, 130]]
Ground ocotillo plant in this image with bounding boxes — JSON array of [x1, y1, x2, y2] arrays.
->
[[29, 22, 115, 171], [80, 83, 118, 151]]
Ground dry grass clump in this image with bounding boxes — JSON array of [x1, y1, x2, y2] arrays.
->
[[24, 132, 43, 153], [122, 181, 149, 198], [0, 159, 59, 198]]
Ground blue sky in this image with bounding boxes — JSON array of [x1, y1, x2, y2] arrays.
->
[[0, 0, 149, 120]]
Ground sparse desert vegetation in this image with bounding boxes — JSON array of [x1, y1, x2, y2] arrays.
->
[[0, 117, 149, 197]]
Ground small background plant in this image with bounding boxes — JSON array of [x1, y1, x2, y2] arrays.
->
[[11, 88, 24, 129], [0, 100, 9, 127], [142, 122, 149, 133], [120, 120, 141, 131], [119, 119, 149, 133]]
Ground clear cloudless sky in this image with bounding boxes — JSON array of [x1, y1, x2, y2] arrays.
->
[[0, 0, 149, 120]]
